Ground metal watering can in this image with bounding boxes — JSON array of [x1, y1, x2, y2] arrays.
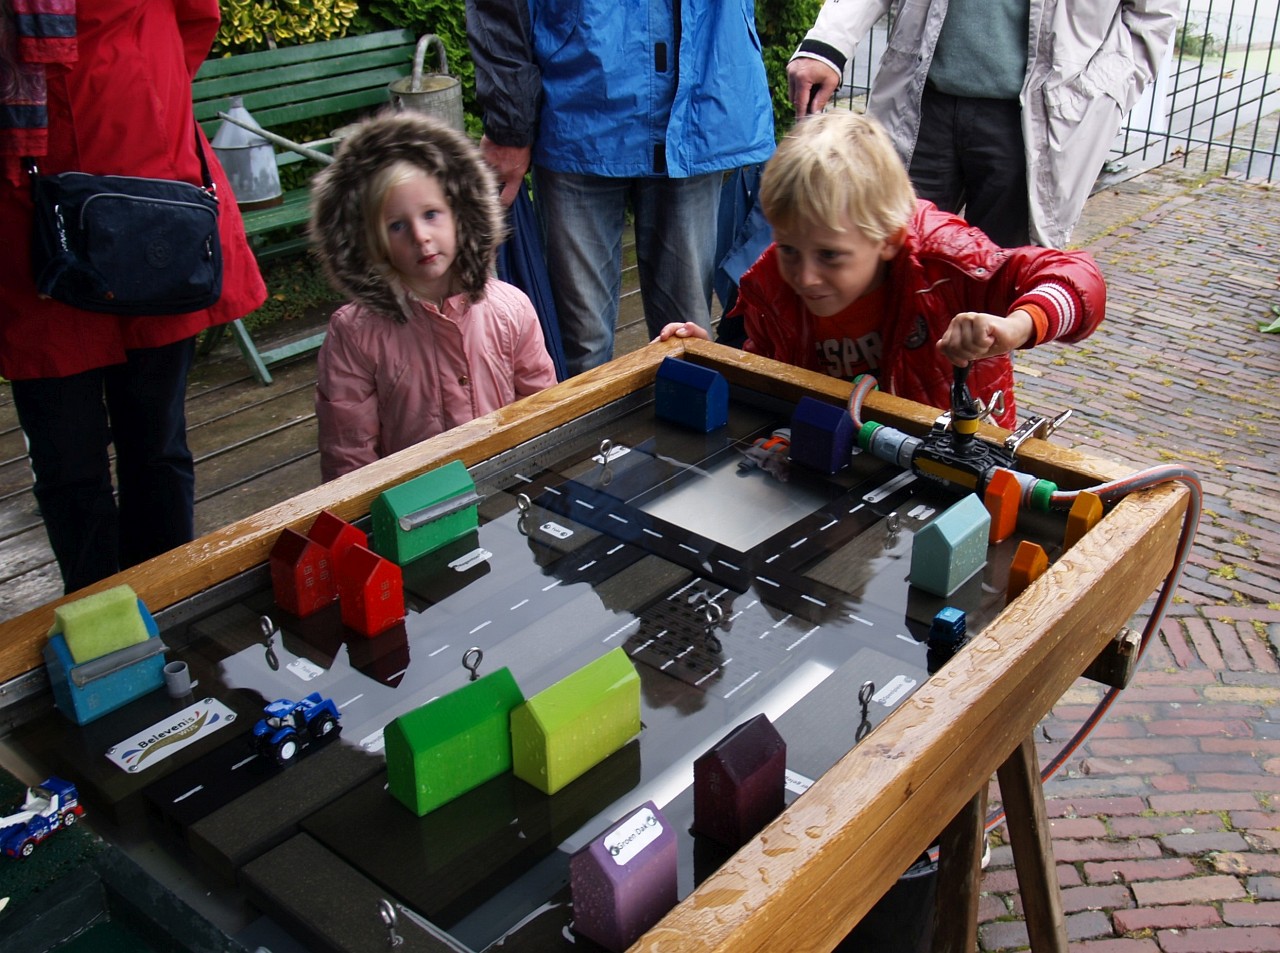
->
[[388, 34, 464, 132]]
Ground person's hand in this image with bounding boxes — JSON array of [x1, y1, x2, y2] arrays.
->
[[480, 136, 533, 207], [787, 57, 842, 118], [937, 310, 1034, 366], [654, 321, 710, 343]]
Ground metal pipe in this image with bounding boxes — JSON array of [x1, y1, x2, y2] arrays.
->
[[216, 111, 335, 165]]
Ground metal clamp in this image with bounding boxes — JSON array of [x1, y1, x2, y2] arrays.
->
[[1003, 408, 1073, 455]]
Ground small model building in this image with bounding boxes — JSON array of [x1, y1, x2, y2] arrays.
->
[[910, 493, 991, 597], [1008, 540, 1050, 601], [927, 606, 969, 674], [269, 528, 335, 617], [788, 396, 854, 474], [384, 667, 524, 816], [335, 544, 405, 637], [983, 468, 1022, 543], [692, 713, 786, 849], [571, 800, 678, 952], [1064, 490, 1104, 549], [44, 586, 166, 725], [371, 460, 480, 565], [654, 356, 728, 432], [307, 509, 368, 572], [511, 648, 641, 795]]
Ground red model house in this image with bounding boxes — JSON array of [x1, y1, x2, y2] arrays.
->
[[336, 544, 405, 638], [308, 510, 368, 573], [269, 528, 335, 617]]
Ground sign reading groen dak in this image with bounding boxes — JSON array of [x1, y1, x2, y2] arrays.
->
[[511, 648, 641, 795]]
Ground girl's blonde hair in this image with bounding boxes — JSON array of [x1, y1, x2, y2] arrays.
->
[[761, 111, 916, 243], [310, 112, 503, 322], [364, 160, 433, 265]]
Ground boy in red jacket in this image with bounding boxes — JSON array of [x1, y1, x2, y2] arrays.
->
[[658, 111, 1105, 428]]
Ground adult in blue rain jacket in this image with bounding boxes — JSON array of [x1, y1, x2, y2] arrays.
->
[[466, 0, 775, 376]]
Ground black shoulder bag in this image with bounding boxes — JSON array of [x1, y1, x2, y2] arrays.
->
[[25, 126, 224, 316]]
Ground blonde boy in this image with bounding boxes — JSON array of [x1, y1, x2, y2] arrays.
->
[[658, 111, 1106, 427]]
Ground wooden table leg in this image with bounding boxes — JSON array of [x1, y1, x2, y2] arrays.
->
[[996, 734, 1068, 953], [932, 788, 986, 952]]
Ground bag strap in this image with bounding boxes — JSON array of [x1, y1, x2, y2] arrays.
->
[[23, 118, 215, 195]]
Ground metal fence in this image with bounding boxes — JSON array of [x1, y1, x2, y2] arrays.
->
[[834, 0, 1280, 184]]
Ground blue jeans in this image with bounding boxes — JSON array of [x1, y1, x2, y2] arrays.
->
[[12, 337, 197, 593], [532, 168, 721, 376]]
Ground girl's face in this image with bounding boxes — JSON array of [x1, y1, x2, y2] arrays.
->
[[382, 170, 459, 304], [771, 214, 901, 317]]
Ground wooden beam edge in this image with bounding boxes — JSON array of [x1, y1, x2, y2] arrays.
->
[[635, 481, 1189, 953]]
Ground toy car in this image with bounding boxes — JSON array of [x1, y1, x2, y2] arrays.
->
[[0, 776, 84, 859], [252, 692, 342, 766]]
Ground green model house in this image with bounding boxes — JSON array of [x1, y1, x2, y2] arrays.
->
[[511, 648, 641, 796], [371, 459, 479, 565], [384, 667, 524, 816]]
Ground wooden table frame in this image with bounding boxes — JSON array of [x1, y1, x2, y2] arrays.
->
[[0, 342, 1189, 953]]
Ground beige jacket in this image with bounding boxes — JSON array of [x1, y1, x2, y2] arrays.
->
[[793, 0, 1180, 247]]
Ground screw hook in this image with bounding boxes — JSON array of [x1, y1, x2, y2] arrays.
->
[[462, 646, 484, 681]]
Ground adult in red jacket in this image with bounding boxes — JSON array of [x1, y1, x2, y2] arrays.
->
[[0, 1, 266, 592], [730, 200, 1106, 429]]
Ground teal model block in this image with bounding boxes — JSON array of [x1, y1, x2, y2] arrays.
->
[[371, 459, 479, 565], [910, 493, 992, 597], [654, 357, 728, 432], [511, 648, 641, 795], [384, 667, 524, 816], [44, 603, 164, 725]]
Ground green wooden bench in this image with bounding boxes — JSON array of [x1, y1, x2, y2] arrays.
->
[[193, 30, 417, 383]]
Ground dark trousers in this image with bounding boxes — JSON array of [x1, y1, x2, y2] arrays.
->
[[909, 86, 1031, 248], [12, 337, 197, 594]]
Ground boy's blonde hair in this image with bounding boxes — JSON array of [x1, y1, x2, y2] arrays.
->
[[761, 111, 916, 243]]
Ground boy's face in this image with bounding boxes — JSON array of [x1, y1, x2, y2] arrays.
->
[[772, 216, 900, 318], [382, 170, 458, 303]]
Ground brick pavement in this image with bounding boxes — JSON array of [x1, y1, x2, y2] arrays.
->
[[973, 165, 1280, 951]]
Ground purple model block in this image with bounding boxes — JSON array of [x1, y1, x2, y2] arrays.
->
[[692, 713, 786, 849], [789, 396, 854, 474], [571, 800, 678, 952]]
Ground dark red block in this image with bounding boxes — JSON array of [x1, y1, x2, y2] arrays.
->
[[308, 509, 368, 573], [269, 528, 335, 618], [692, 712, 786, 849]]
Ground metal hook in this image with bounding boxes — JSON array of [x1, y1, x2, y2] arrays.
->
[[598, 439, 614, 487], [515, 492, 532, 536], [378, 898, 403, 948], [462, 646, 484, 681], [259, 615, 280, 672], [858, 679, 875, 712], [700, 600, 724, 628]]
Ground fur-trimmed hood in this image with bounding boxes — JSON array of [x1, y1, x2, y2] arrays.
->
[[309, 111, 504, 322]]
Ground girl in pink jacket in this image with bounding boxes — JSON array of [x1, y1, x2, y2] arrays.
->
[[310, 112, 557, 481]]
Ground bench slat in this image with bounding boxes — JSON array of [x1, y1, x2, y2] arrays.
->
[[193, 49, 414, 110], [195, 29, 416, 79]]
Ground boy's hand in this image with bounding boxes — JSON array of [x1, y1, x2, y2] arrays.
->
[[938, 310, 1035, 366], [654, 322, 710, 343]]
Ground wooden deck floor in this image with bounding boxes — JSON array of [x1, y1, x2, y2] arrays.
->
[[0, 276, 659, 626]]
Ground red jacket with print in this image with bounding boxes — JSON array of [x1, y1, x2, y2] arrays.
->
[[729, 200, 1106, 428]]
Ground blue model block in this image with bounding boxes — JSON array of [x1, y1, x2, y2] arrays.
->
[[654, 357, 728, 432], [910, 494, 992, 597], [43, 602, 165, 725], [788, 396, 854, 474], [371, 460, 480, 565]]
